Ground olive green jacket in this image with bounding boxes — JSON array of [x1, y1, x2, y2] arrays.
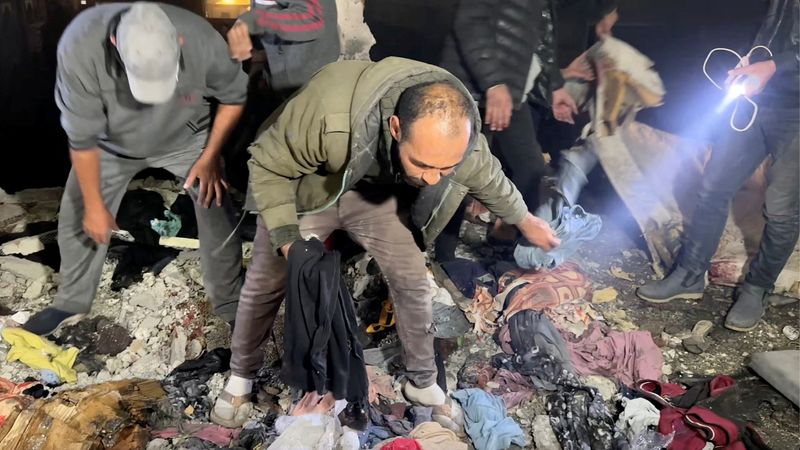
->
[[248, 57, 527, 252]]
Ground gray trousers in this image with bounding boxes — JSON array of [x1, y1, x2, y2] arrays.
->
[[53, 141, 243, 322], [678, 106, 800, 290], [230, 188, 437, 388]]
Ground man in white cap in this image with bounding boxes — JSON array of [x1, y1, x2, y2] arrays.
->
[[24, 2, 248, 335]]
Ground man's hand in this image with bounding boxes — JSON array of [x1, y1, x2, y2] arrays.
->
[[595, 9, 618, 39], [552, 88, 578, 124], [227, 21, 253, 61], [83, 205, 118, 245], [516, 213, 560, 251], [184, 153, 229, 208], [562, 52, 594, 81], [485, 84, 514, 132], [280, 242, 293, 259], [725, 60, 777, 98]]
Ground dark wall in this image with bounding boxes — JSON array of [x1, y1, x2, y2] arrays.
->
[[0, 0, 772, 192]]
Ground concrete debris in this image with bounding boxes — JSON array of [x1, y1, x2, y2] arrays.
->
[[0, 256, 52, 282], [592, 287, 618, 303], [186, 339, 204, 360], [582, 375, 618, 400], [22, 279, 45, 300], [682, 320, 714, 354], [131, 292, 160, 311], [170, 328, 188, 367], [609, 266, 635, 282], [0, 233, 51, 256], [0, 188, 63, 233], [783, 325, 799, 341], [532, 415, 561, 450], [335, 0, 375, 61], [0, 202, 27, 234], [159, 237, 200, 250]]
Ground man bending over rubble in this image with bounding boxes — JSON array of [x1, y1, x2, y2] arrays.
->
[[211, 57, 560, 427], [24, 2, 248, 335]]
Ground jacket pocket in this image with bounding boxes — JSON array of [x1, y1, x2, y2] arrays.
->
[[322, 112, 351, 173]]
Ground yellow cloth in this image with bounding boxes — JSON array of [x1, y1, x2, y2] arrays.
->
[[1, 328, 79, 383]]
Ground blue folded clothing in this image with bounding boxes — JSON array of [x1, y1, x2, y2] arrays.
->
[[514, 205, 602, 270]]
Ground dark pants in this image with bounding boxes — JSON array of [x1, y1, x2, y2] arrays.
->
[[435, 104, 545, 260], [231, 189, 436, 388], [677, 106, 800, 290]]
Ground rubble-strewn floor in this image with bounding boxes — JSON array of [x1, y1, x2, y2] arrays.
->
[[444, 182, 800, 449], [1, 177, 798, 449]]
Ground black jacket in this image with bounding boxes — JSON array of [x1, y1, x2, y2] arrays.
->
[[281, 239, 369, 406], [440, 0, 546, 107], [530, 0, 617, 106], [754, 0, 799, 107]]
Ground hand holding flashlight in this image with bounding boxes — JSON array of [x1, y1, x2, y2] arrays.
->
[[724, 60, 777, 98]]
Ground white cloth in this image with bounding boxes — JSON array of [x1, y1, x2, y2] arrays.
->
[[615, 397, 660, 442]]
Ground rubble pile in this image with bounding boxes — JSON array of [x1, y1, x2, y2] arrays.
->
[[0, 185, 797, 449]]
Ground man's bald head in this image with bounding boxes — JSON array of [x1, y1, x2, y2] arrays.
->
[[390, 81, 475, 187], [395, 81, 475, 142]]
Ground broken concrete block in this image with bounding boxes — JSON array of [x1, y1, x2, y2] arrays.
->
[[0, 203, 27, 235], [147, 438, 172, 450], [0, 283, 14, 298], [532, 415, 561, 450], [159, 237, 200, 249], [133, 316, 162, 340], [169, 328, 188, 367], [0, 235, 45, 256], [336, 0, 375, 61], [22, 279, 44, 299], [131, 292, 159, 311], [186, 339, 203, 360], [0, 256, 52, 282]]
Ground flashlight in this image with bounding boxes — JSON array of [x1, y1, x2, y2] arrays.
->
[[727, 81, 746, 99]]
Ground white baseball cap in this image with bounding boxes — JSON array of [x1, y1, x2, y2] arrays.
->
[[116, 3, 180, 104]]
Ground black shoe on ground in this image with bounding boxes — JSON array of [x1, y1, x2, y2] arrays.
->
[[636, 266, 705, 304], [22, 308, 85, 336], [724, 283, 767, 332]]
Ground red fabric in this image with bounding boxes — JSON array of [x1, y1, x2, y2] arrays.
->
[[685, 406, 743, 448], [659, 407, 709, 450], [383, 438, 423, 450], [636, 379, 687, 406], [709, 375, 736, 397], [254, 0, 325, 33]]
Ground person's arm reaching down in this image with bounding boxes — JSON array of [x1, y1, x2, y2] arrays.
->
[[228, 0, 327, 61], [457, 134, 560, 250], [70, 149, 119, 244], [54, 45, 117, 244], [185, 29, 249, 207]]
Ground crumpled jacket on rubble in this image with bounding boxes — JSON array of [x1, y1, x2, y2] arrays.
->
[[247, 57, 528, 252]]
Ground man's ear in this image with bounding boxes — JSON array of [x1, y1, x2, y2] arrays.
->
[[389, 115, 401, 141], [110, 35, 117, 46], [178, 34, 185, 46]]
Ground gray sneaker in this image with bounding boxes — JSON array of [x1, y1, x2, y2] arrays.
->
[[724, 283, 767, 332], [637, 266, 705, 304]]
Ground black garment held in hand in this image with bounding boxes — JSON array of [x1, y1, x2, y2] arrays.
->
[[282, 238, 369, 405]]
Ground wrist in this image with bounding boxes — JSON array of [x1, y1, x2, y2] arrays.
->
[[85, 199, 106, 213]]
